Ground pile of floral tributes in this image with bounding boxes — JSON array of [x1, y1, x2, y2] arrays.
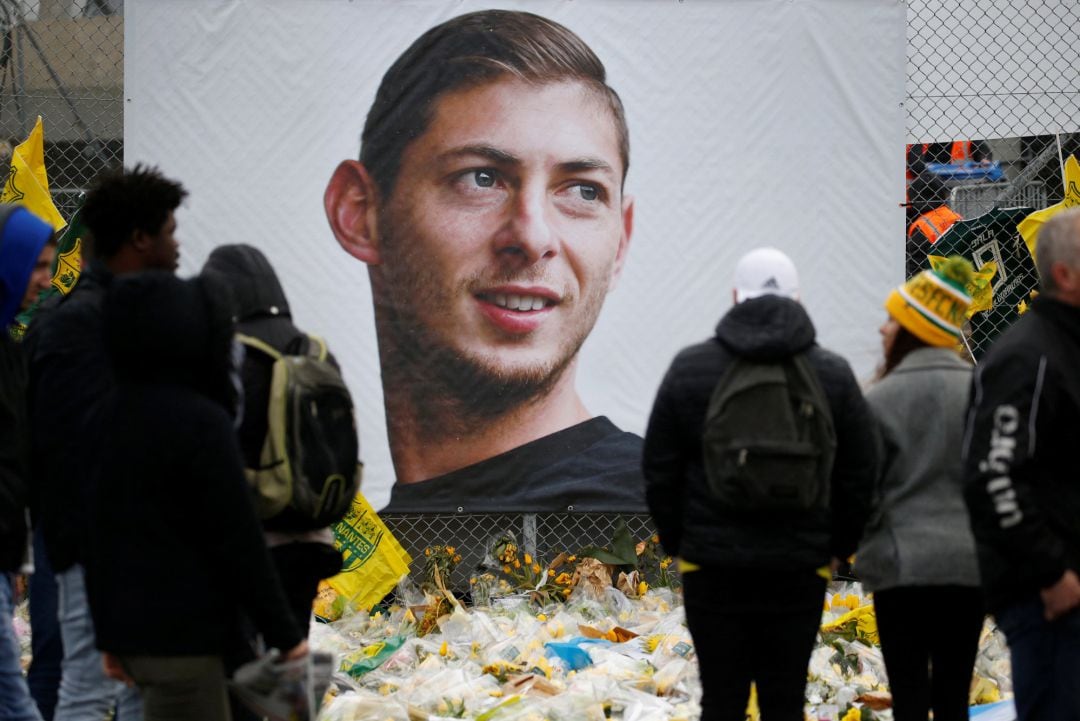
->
[[304, 523, 1011, 721]]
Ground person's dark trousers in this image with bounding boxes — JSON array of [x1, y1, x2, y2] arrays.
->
[[269, 542, 342, 636], [27, 527, 61, 720], [995, 595, 1080, 721], [873, 585, 984, 721], [683, 566, 826, 721]]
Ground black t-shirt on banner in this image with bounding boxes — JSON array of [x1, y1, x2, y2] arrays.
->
[[380, 417, 647, 514]]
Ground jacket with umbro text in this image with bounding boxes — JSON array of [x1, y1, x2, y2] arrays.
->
[[963, 296, 1080, 612]]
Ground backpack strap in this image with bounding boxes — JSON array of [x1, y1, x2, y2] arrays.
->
[[236, 333, 283, 361], [305, 334, 328, 362]]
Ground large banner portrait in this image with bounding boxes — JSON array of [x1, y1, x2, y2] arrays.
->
[[125, 0, 906, 511]]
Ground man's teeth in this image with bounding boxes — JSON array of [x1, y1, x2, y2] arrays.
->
[[493, 293, 547, 311]]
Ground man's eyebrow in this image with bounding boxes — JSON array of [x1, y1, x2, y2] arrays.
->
[[439, 146, 618, 178], [558, 158, 617, 178], [439, 144, 520, 166]]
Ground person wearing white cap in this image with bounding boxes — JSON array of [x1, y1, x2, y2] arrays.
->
[[643, 247, 877, 720], [731, 246, 800, 303]]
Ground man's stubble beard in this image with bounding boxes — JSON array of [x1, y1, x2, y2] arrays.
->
[[373, 214, 609, 440]]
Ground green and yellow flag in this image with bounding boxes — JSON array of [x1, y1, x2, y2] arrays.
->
[[929, 254, 997, 317], [49, 201, 86, 296], [2, 116, 66, 231], [1018, 154, 1080, 265]]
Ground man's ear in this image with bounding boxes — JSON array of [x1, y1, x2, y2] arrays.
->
[[607, 196, 634, 290], [325, 160, 382, 265], [1051, 260, 1079, 295], [129, 229, 150, 253]]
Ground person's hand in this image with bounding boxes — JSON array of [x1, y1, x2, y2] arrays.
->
[[1040, 570, 1080, 621], [281, 639, 309, 662], [102, 652, 134, 686]]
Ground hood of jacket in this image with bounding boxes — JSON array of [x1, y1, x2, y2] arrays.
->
[[715, 295, 817, 361], [201, 243, 302, 349], [202, 244, 290, 321], [105, 271, 237, 408], [0, 205, 54, 327]]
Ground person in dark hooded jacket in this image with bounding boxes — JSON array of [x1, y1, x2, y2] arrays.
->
[[643, 247, 877, 721], [87, 271, 306, 721], [201, 244, 345, 634]]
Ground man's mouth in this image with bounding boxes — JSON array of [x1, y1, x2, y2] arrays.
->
[[485, 292, 554, 312]]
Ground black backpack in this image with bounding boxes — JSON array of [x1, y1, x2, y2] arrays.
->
[[702, 352, 836, 512], [237, 333, 361, 529]]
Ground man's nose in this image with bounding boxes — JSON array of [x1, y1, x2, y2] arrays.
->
[[493, 187, 558, 265]]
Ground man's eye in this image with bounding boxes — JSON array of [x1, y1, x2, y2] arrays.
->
[[473, 170, 496, 188], [576, 184, 600, 201]]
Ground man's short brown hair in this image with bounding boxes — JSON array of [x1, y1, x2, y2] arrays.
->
[[360, 9, 630, 197]]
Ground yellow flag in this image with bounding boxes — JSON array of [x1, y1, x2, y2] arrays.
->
[[929, 254, 997, 316], [323, 493, 412, 614], [1018, 154, 1080, 264], [2, 116, 67, 231]]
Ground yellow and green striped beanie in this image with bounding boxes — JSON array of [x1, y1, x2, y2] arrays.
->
[[885, 256, 975, 347]]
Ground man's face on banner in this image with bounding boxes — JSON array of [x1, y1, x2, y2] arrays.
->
[[373, 78, 633, 395]]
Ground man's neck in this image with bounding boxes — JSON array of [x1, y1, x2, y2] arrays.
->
[[384, 366, 590, 484]]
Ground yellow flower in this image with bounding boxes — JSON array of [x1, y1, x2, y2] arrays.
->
[[659, 558, 672, 569], [470, 577, 477, 585], [548, 569, 556, 577], [562, 588, 572, 597], [503, 565, 512, 574], [840, 708, 861, 721], [453, 554, 462, 563], [651, 534, 660, 544], [537, 613, 547, 621], [524, 553, 533, 565], [637, 581, 648, 596], [439, 641, 448, 657], [424, 547, 432, 557], [555, 572, 572, 585], [513, 560, 521, 569], [532, 563, 541, 574], [445, 546, 455, 555], [567, 555, 577, 562]]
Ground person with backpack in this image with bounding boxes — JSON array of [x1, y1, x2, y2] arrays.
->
[[202, 244, 355, 635], [642, 247, 878, 721], [854, 257, 983, 721]]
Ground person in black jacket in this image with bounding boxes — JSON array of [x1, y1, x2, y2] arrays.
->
[[963, 207, 1080, 721], [24, 165, 185, 721], [89, 271, 306, 721], [643, 247, 877, 721], [201, 244, 345, 634]]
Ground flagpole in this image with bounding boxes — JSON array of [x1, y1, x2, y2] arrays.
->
[[1057, 133, 1066, 189], [961, 330, 978, 365]]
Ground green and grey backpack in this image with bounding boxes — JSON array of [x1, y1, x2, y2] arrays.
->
[[237, 333, 361, 528], [702, 352, 836, 512]]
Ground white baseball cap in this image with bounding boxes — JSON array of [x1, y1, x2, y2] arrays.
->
[[733, 247, 800, 303]]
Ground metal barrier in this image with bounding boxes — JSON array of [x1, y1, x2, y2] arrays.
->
[[949, 181, 1048, 221]]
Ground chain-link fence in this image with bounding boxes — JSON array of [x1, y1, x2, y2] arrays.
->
[[906, 1, 1080, 359], [382, 512, 660, 594], [0, 0, 122, 218]]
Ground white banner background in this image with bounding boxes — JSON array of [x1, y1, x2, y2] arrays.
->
[[126, 0, 906, 509]]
